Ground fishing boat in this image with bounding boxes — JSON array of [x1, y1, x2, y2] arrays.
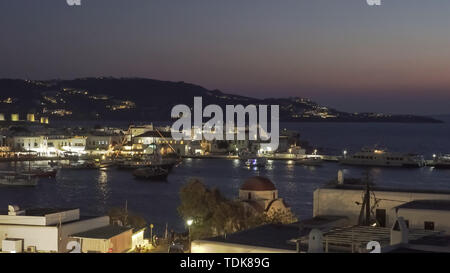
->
[[433, 154, 450, 169], [295, 156, 323, 166], [340, 147, 425, 168], [29, 168, 58, 178], [116, 156, 178, 171], [60, 160, 100, 169], [245, 157, 268, 167], [133, 166, 169, 180], [0, 172, 38, 187]]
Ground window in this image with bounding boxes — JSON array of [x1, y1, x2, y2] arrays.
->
[[424, 221, 435, 230], [248, 193, 251, 200]]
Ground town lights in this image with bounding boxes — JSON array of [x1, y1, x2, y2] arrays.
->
[[187, 219, 193, 226]]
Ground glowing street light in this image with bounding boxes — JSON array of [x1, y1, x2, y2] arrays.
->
[[187, 219, 193, 253]]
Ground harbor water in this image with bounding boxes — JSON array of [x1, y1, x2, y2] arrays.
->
[[1, 119, 450, 234]]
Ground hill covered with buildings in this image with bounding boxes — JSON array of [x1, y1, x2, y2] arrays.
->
[[0, 78, 442, 123]]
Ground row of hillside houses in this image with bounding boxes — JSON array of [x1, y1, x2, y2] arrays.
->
[[0, 124, 302, 158]]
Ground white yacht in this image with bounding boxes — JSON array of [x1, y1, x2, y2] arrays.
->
[[433, 154, 450, 169], [340, 148, 425, 168]]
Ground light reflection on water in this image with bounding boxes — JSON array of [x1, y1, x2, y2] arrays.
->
[[0, 159, 450, 234]]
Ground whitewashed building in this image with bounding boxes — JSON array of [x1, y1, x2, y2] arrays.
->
[[0, 205, 109, 253], [313, 182, 450, 231]]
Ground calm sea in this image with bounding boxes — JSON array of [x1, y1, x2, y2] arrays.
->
[[1, 119, 450, 233]]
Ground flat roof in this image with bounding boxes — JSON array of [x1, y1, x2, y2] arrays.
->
[[299, 215, 347, 227], [201, 216, 348, 251], [322, 184, 450, 195], [71, 225, 131, 239], [397, 200, 450, 211], [25, 208, 77, 216], [205, 223, 301, 251], [0, 208, 78, 217]]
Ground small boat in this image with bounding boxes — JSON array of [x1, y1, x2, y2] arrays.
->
[[60, 160, 100, 170], [245, 157, 268, 167], [116, 156, 178, 171], [0, 172, 38, 187], [29, 168, 58, 178], [433, 154, 450, 169], [133, 166, 169, 181], [296, 156, 323, 166]]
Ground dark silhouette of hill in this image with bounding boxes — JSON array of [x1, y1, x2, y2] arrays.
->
[[0, 78, 442, 123]]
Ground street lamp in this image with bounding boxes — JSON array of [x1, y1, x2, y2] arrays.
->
[[150, 223, 154, 245], [187, 219, 193, 252], [343, 150, 348, 158]]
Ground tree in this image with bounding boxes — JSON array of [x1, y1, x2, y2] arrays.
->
[[178, 179, 291, 240], [108, 207, 147, 230]]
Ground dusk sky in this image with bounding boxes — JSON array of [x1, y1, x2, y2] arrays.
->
[[1, 0, 450, 115]]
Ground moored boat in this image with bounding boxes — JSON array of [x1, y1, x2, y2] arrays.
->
[[245, 157, 268, 167], [340, 147, 425, 168], [295, 156, 323, 166], [28, 168, 58, 178], [116, 156, 178, 171], [0, 172, 38, 187], [133, 166, 169, 180], [433, 154, 450, 169]]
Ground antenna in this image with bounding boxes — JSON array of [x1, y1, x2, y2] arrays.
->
[[358, 171, 372, 226]]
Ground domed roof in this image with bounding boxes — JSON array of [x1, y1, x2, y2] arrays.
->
[[240, 176, 276, 191]]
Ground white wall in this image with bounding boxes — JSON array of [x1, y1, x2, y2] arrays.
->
[[0, 225, 58, 252], [313, 188, 450, 227], [0, 215, 46, 226], [59, 216, 110, 252], [45, 209, 80, 226], [397, 209, 450, 234]]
